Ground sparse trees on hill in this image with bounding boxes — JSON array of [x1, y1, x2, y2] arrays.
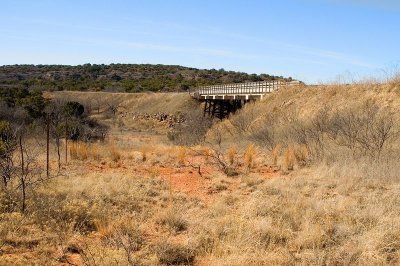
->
[[0, 89, 108, 212], [0, 64, 292, 92], [0, 113, 43, 212]]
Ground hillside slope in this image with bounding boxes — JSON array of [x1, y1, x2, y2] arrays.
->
[[262, 82, 400, 117], [49, 91, 197, 115], [226, 81, 400, 131], [195, 81, 400, 160]]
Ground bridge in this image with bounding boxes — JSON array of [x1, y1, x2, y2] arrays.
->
[[190, 80, 300, 119]]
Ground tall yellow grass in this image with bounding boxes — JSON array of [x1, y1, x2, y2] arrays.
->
[[244, 144, 256, 170], [200, 147, 211, 162], [284, 145, 295, 171], [110, 145, 121, 162], [227, 146, 238, 165], [70, 142, 89, 160], [70, 142, 106, 161], [140, 146, 150, 162], [272, 144, 282, 166], [88, 143, 102, 161], [177, 146, 187, 165], [294, 144, 309, 167]]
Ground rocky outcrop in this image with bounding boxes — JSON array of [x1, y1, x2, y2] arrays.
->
[[119, 111, 185, 127]]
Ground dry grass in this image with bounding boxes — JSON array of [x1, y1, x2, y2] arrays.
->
[[177, 146, 187, 165], [272, 144, 282, 166], [187, 168, 400, 265], [199, 146, 211, 163], [284, 145, 295, 171], [140, 145, 150, 162], [227, 146, 238, 165], [2, 136, 400, 265], [88, 143, 102, 161], [154, 241, 195, 265], [244, 144, 256, 171], [157, 207, 188, 233], [70, 142, 122, 162], [70, 142, 89, 160], [109, 145, 121, 162], [49, 91, 198, 116], [294, 144, 309, 167], [3, 82, 400, 265]]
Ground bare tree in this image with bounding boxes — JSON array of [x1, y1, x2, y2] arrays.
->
[[325, 102, 397, 159], [65, 116, 68, 164], [45, 102, 66, 171], [169, 109, 213, 146], [205, 123, 238, 176], [250, 123, 277, 151], [92, 98, 103, 114], [0, 121, 17, 188], [106, 98, 122, 117], [230, 102, 261, 134], [0, 117, 44, 212]]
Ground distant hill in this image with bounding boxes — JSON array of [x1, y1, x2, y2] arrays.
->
[[0, 64, 294, 92]]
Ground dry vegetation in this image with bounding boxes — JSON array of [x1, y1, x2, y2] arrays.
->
[[47, 91, 198, 117], [1, 79, 400, 265]]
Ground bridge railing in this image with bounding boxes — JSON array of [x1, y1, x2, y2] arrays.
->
[[191, 80, 299, 98]]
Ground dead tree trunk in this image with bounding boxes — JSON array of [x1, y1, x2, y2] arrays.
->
[[19, 135, 26, 212], [65, 117, 68, 164], [56, 137, 61, 171], [46, 118, 50, 178]]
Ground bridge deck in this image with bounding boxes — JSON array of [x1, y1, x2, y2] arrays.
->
[[191, 80, 299, 100]]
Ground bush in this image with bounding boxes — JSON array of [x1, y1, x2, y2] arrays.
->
[[170, 109, 213, 146], [326, 102, 396, 159], [251, 101, 399, 163], [29, 189, 99, 234], [157, 208, 188, 232], [154, 241, 195, 265], [63, 101, 85, 117]]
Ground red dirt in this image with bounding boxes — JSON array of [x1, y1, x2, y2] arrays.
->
[[158, 165, 214, 201], [82, 155, 279, 203], [71, 131, 282, 203]]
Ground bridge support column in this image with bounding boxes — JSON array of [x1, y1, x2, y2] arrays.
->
[[203, 99, 244, 120], [211, 100, 217, 117], [203, 100, 212, 117]]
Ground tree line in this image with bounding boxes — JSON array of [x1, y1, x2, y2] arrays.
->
[[0, 64, 293, 92]]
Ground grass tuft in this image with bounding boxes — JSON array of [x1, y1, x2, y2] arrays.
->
[[244, 144, 256, 171]]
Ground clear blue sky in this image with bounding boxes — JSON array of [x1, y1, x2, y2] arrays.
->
[[1, 0, 399, 83]]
